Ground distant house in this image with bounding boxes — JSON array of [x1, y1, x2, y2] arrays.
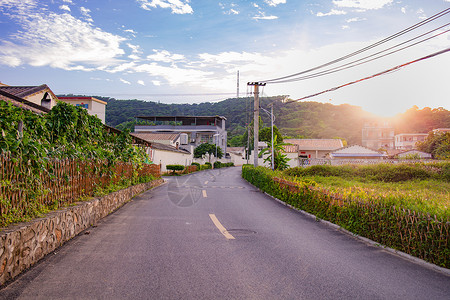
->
[[0, 83, 58, 110], [284, 139, 344, 159], [58, 96, 107, 124], [432, 128, 450, 134], [394, 133, 428, 150], [134, 115, 227, 154], [227, 147, 246, 166], [132, 134, 192, 172], [329, 145, 386, 160], [362, 119, 394, 149], [396, 149, 432, 159]]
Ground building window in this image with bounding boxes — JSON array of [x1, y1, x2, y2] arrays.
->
[[76, 103, 89, 109]]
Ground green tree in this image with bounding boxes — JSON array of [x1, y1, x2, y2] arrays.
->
[[259, 126, 283, 144], [193, 143, 223, 162], [417, 132, 450, 159]]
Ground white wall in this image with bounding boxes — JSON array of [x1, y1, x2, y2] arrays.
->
[[152, 149, 194, 172]]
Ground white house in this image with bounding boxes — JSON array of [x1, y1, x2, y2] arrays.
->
[[58, 96, 107, 124]]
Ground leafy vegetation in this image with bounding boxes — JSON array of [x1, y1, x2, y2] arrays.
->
[[193, 143, 223, 161], [166, 164, 185, 175], [0, 101, 152, 226], [242, 164, 450, 267], [258, 134, 290, 170], [417, 131, 450, 159]]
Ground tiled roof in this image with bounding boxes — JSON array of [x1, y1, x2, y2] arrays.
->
[[0, 89, 49, 114], [131, 132, 180, 142], [0, 84, 50, 98], [330, 145, 386, 157], [284, 139, 343, 150], [131, 133, 190, 154]]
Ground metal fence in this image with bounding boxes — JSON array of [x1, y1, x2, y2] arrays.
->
[[298, 158, 437, 167], [0, 154, 161, 218]]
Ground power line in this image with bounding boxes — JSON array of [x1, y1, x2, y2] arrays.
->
[[270, 25, 450, 84], [284, 47, 450, 104], [260, 7, 450, 83]]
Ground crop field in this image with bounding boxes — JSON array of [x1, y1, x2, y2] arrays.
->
[[284, 162, 450, 220]]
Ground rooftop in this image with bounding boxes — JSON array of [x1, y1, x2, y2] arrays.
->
[[58, 96, 107, 105], [131, 132, 180, 142], [0, 89, 50, 114], [0, 84, 52, 98], [136, 115, 226, 126], [284, 139, 343, 150]]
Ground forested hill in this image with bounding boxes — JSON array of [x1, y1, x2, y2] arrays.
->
[[100, 95, 375, 145], [58, 95, 450, 146]]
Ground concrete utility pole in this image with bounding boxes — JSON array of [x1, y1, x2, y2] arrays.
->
[[237, 70, 240, 99], [247, 82, 266, 167]]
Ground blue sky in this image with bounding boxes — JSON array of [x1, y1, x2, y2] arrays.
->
[[0, 0, 449, 116]]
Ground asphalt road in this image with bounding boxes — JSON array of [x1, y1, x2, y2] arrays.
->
[[1, 166, 449, 299]]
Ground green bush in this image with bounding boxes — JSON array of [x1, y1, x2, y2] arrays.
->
[[200, 164, 212, 170], [213, 161, 222, 169], [284, 162, 448, 183], [191, 162, 200, 169], [166, 164, 184, 174]]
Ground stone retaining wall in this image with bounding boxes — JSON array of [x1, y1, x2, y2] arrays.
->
[[0, 178, 164, 286]]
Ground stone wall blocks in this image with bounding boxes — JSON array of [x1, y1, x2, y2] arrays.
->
[[0, 178, 164, 286]]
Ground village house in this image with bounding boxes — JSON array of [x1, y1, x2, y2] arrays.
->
[[361, 119, 395, 150], [328, 145, 387, 160], [395, 149, 432, 159], [134, 115, 228, 154], [0, 83, 58, 110], [394, 133, 428, 150], [284, 139, 344, 159], [58, 96, 107, 124]]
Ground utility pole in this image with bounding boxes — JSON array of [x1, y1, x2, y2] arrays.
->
[[247, 82, 266, 167], [237, 70, 239, 99]]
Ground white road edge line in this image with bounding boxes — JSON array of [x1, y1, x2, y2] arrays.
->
[[209, 214, 235, 240], [202, 190, 207, 198]]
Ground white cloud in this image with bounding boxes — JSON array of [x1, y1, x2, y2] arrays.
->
[[332, 0, 393, 10], [0, 2, 126, 70], [401, 7, 406, 14], [316, 9, 347, 17], [265, 0, 286, 7], [152, 80, 161, 86], [62, 0, 73, 3], [253, 12, 278, 20], [342, 25, 349, 29], [219, 3, 240, 15], [80, 7, 93, 22], [59, 5, 70, 12], [346, 17, 366, 23], [147, 49, 185, 63], [120, 78, 131, 84], [137, 80, 145, 85], [137, 0, 193, 14]]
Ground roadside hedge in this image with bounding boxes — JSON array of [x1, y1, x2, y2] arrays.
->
[[242, 165, 449, 268], [284, 162, 450, 182]]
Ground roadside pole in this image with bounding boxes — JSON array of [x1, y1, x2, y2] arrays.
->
[[247, 82, 266, 167]]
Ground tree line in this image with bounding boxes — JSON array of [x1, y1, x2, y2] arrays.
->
[[59, 94, 450, 148]]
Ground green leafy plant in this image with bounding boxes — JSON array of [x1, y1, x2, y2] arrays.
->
[[166, 164, 185, 175], [258, 134, 290, 170]]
